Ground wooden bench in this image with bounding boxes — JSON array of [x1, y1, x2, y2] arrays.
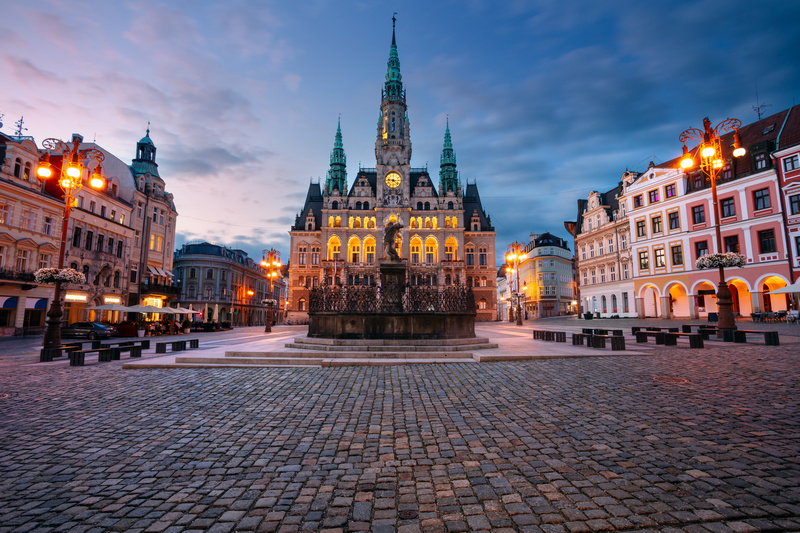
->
[[92, 339, 150, 350], [532, 330, 566, 342], [591, 334, 625, 350], [727, 329, 779, 345], [572, 333, 589, 345], [40, 343, 83, 362], [156, 340, 188, 353], [665, 332, 704, 348], [697, 327, 718, 340], [635, 331, 666, 344], [586, 328, 623, 336], [189, 339, 199, 349], [69, 348, 113, 366], [109, 345, 143, 360]]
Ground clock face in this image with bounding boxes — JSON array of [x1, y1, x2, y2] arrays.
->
[[385, 171, 402, 188]]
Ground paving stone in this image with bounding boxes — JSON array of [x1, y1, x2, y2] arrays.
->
[[1, 322, 798, 532]]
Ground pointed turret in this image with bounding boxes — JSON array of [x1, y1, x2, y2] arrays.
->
[[325, 118, 347, 195], [131, 126, 160, 178], [382, 15, 405, 104], [439, 119, 460, 193]]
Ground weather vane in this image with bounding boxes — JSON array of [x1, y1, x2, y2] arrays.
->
[[14, 116, 27, 137]]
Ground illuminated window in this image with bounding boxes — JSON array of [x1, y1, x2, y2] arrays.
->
[[654, 248, 665, 268]]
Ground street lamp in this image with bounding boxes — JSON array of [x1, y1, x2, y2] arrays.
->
[[506, 242, 525, 326], [679, 117, 746, 333], [261, 248, 281, 333], [37, 138, 106, 348]]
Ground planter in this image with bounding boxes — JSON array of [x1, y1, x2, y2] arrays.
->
[[583, 313, 593, 320], [137, 330, 146, 338], [184, 328, 190, 334]]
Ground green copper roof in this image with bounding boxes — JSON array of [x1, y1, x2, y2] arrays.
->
[[325, 118, 347, 195], [439, 119, 459, 192], [383, 16, 405, 102]]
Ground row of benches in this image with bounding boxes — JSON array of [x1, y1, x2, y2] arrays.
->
[[534, 324, 780, 351], [533, 329, 625, 351], [40, 338, 200, 365]]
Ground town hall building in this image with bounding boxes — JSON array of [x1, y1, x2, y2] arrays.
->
[[287, 19, 497, 322]]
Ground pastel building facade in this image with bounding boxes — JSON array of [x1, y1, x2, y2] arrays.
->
[[568, 105, 800, 319]]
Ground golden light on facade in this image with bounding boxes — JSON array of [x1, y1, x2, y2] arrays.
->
[[677, 117, 747, 334]]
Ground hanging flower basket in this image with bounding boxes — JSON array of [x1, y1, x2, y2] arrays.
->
[[34, 267, 86, 285], [695, 252, 747, 270]]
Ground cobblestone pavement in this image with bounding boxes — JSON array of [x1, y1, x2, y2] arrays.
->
[[1, 321, 799, 532]]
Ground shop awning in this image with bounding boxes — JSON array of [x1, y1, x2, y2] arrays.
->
[[25, 298, 48, 309], [147, 265, 161, 276], [0, 296, 18, 309], [164, 270, 174, 278]]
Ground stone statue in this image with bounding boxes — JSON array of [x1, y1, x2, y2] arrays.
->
[[383, 221, 403, 262]]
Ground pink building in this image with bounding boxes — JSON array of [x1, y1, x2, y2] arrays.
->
[[625, 106, 800, 319]]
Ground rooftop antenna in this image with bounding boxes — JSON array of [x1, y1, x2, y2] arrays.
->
[[14, 116, 27, 137], [752, 82, 771, 120]]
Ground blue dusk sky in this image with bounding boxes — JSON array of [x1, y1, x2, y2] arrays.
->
[[2, 1, 799, 264]]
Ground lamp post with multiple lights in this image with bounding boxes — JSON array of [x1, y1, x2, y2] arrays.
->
[[679, 117, 746, 332], [261, 248, 282, 333], [506, 242, 525, 326], [37, 138, 106, 348]]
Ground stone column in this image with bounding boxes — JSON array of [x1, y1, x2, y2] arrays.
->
[[660, 296, 671, 319], [380, 262, 406, 313], [688, 295, 698, 319], [14, 296, 27, 328], [751, 291, 763, 313]]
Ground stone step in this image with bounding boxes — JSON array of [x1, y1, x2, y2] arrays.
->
[[225, 350, 479, 359], [294, 337, 492, 347], [284, 342, 498, 352], [174, 355, 477, 367], [176, 356, 325, 366]]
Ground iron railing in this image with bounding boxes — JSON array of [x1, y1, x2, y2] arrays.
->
[[309, 285, 475, 314]]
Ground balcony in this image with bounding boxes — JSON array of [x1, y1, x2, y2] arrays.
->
[[0, 267, 36, 283], [141, 282, 182, 296]]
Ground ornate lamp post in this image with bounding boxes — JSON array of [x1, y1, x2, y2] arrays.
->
[[261, 248, 281, 333], [506, 242, 525, 326], [679, 117, 747, 333], [36, 138, 106, 348]]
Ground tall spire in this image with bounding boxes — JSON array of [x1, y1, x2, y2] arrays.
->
[[325, 117, 347, 196], [439, 118, 459, 193], [383, 14, 404, 103]]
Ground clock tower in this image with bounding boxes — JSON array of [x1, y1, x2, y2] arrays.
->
[[375, 15, 411, 212], [288, 16, 498, 323]]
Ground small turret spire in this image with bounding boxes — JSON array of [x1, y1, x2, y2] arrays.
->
[[439, 118, 459, 193], [325, 118, 347, 196]]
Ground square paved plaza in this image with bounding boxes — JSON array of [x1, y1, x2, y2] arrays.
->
[[1, 321, 798, 532]]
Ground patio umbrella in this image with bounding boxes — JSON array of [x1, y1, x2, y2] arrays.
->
[[127, 304, 165, 313], [767, 281, 800, 294], [89, 303, 133, 312], [168, 306, 200, 315]]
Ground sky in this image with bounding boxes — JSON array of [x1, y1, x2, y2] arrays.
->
[[2, 0, 799, 264]]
